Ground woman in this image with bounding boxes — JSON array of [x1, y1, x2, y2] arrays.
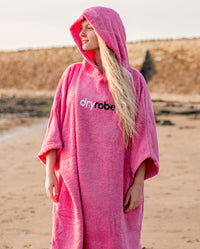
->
[[38, 6, 159, 249]]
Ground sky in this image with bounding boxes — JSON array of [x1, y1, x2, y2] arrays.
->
[[0, 0, 199, 51]]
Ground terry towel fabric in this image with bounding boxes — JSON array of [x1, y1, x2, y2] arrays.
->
[[38, 6, 159, 249]]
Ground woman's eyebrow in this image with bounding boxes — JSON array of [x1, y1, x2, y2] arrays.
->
[[80, 23, 90, 28]]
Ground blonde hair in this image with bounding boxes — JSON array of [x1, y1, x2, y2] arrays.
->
[[96, 34, 138, 148]]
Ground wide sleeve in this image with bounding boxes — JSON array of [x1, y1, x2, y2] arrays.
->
[[130, 73, 159, 180], [37, 68, 70, 168]]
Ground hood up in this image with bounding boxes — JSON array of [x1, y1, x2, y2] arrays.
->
[[70, 6, 131, 74]]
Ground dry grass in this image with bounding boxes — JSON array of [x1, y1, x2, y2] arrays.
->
[[127, 38, 200, 94], [0, 38, 200, 94]]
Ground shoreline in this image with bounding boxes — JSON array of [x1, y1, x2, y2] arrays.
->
[[0, 118, 48, 141]]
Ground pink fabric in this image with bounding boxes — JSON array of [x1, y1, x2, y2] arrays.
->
[[38, 6, 159, 249]]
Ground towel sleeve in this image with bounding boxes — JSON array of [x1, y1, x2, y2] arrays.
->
[[37, 68, 70, 169], [130, 73, 159, 180]]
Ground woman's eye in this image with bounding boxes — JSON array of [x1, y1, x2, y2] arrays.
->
[[80, 26, 93, 31]]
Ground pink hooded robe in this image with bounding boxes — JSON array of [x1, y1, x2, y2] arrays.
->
[[38, 6, 159, 249]]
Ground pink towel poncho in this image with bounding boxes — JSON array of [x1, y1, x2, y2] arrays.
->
[[38, 6, 159, 249]]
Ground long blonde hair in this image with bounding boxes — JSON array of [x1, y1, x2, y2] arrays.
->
[[96, 34, 138, 148]]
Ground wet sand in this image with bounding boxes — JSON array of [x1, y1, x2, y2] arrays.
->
[[0, 114, 199, 249]]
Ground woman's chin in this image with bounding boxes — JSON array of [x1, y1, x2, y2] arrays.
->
[[82, 45, 90, 51]]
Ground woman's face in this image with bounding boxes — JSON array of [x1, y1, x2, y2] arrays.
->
[[79, 19, 99, 52]]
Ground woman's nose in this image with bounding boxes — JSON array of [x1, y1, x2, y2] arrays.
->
[[79, 28, 86, 37]]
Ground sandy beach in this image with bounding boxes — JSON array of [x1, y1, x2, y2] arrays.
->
[[0, 112, 199, 249], [0, 38, 200, 248]]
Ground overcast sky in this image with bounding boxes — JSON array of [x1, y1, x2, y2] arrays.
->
[[0, 0, 199, 51]]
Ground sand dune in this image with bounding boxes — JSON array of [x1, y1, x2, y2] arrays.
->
[[0, 38, 200, 94]]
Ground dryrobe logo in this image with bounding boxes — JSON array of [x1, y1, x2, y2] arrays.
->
[[80, 98, 115, 111]]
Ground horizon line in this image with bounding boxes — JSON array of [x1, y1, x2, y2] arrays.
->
[[0, 36, 199, 53]]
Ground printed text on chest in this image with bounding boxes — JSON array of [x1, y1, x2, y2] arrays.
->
[[80, 98, 115, 111]]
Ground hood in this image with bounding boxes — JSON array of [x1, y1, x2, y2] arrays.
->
[[70, 6, 131, 74]]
